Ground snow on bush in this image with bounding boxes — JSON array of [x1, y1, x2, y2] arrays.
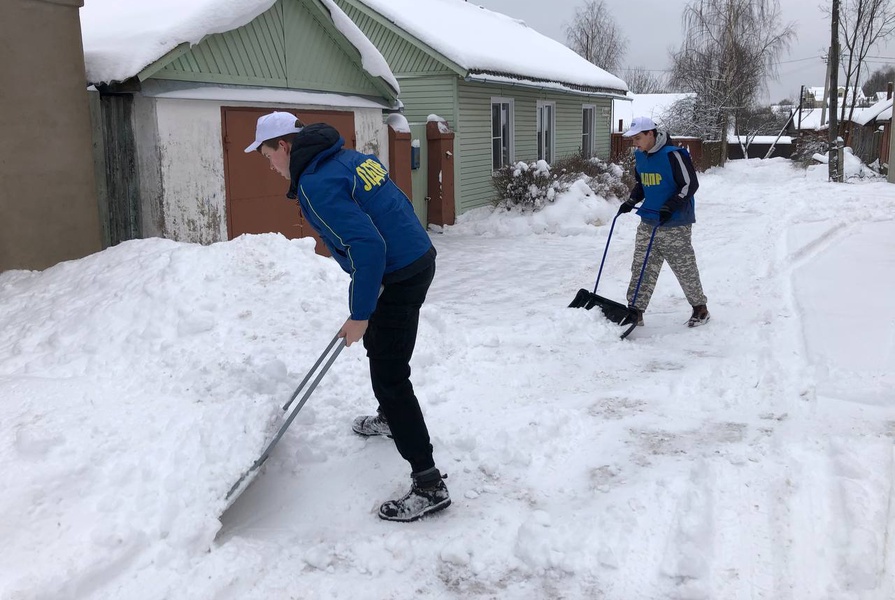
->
[[807, 146, 884, 181], [491, 154, 631, 211]]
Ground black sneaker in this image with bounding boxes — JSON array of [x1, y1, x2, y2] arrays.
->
[[378, 471, 451, 522], [620, 307, 644, 327], [352, 414, 392, 438], [687, 304, 710, 327]]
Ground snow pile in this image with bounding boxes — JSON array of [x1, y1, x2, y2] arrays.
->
[[808, 146, 884, 180], [0, 235, 347, 598], [455, 177, 619, 237], [2, 158, 895, 599]]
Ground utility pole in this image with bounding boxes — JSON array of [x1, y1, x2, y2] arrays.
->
[[829, 0, 843, 182], [820, 52, 832, 127]]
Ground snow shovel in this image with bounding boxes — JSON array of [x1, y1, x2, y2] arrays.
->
[[569, 212, 659, 340], [223, 331, 345, 507]]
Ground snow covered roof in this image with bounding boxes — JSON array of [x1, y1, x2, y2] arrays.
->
[[791, 108, 829, 130], [792, 106, 876, 130], [852, 97, 892, 126], [353, 0, 627, 94], [81, 0, 276, 83], [80, 0, 398, 93], [612, 92, 696, 132], [728, 135, 792, 144]]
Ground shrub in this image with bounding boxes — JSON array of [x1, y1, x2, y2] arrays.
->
[[491, 152, 632, 211], [791, 133, 830, 169], [491, 160, 561, 211]]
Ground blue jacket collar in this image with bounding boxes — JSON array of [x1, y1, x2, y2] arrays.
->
[[286, 123, 343, 199]]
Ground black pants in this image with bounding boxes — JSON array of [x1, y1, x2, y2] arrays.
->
[[363, 261, 436, 474]]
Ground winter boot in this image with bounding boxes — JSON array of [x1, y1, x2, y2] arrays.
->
[[687, 304, 710, 327], [352, 413, 392, 438], [378, 469, 451, 522], [620, 307, 644, 327]]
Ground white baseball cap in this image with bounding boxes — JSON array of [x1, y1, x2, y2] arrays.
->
[[622, 116, 658, 137], [244, 111, 304, 153]]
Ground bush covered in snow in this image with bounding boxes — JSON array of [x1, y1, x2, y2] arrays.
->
[[491, 153, 632, 211], [791, 133, 829, 169], [807, 146, 884, 181]]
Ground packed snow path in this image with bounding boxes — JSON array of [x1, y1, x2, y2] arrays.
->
[[1, 159, 894, 599]]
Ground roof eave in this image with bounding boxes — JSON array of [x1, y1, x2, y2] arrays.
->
[[464, 71, 627, 99]]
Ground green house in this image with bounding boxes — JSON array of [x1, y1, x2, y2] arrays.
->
[[334, 0, 629, 218]]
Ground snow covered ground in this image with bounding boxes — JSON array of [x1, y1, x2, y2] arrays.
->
[[2, 158, 894, 599]]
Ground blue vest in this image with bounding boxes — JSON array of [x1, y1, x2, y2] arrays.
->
[[634, 145, 696, 227]]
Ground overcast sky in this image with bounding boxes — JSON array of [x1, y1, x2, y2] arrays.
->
[[473, 0, 895, 103]]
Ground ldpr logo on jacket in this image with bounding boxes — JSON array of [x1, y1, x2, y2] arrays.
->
[[356, 159, 387, 191], [641, 173, 664, 186]]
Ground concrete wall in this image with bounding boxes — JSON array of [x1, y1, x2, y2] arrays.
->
[[133, 97, 386, 243], [0, 0, 101, 271]]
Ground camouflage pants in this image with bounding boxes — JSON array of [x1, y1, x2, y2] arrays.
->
[[626, 222, 707, 311]]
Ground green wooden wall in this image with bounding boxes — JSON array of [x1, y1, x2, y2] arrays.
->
[[150, 0, 388, 99], [334, 0, 456, 77], [457, 80, 614, 212]]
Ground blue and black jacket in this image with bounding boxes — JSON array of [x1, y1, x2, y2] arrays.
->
[[629, 131, 699, 227], [286, 123, 434, 321]]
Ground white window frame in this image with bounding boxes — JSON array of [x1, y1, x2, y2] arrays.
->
[[536, 101, 556, 164], [581, 104, 596, 158], [491, 97, 515, 171]]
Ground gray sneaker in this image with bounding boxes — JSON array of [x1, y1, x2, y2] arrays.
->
[[352, 414, 392, 438]]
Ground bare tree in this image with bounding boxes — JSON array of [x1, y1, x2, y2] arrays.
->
[[623, 67, 667, 93], [669, 0, 795, 163], [564, 0, 628, 74], [828, 0, 895, 129], [862, 64, 895, 96], [658, 96, 722, 140]]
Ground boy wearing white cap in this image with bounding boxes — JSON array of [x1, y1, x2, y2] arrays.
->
[[616, 116, 709, 328], [246, 111, 450, 522]]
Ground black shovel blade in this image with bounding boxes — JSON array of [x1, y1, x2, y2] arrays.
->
[[569, 288, 595, 308], [569, 289, 629, 321], [569, 289, 639, 340]]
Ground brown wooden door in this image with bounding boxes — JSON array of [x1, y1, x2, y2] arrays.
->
[[221, 107, 357, 253]]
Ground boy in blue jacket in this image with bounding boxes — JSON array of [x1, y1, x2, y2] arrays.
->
[[245, 111, 449, 522], [617, 117, 710, 327]]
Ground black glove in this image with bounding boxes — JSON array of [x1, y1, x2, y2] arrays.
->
[[659, 196, 686, 225], [617, 199, 637, 215], [658, 206, 674, 225]]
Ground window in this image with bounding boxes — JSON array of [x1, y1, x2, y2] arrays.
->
[[491, 98, 514, 170], [581, 105, 596, 158], [536, 101, 556, 164]]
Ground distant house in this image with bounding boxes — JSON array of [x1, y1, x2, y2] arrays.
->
[[803, 85, 870, 109], [333, 0, 628, 219], [81, 0, 403, 248]]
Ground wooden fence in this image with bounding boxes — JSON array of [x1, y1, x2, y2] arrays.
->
[[610, 134, 708, 171]]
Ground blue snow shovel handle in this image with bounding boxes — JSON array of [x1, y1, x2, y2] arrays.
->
[[592, 211, 659, 308]]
